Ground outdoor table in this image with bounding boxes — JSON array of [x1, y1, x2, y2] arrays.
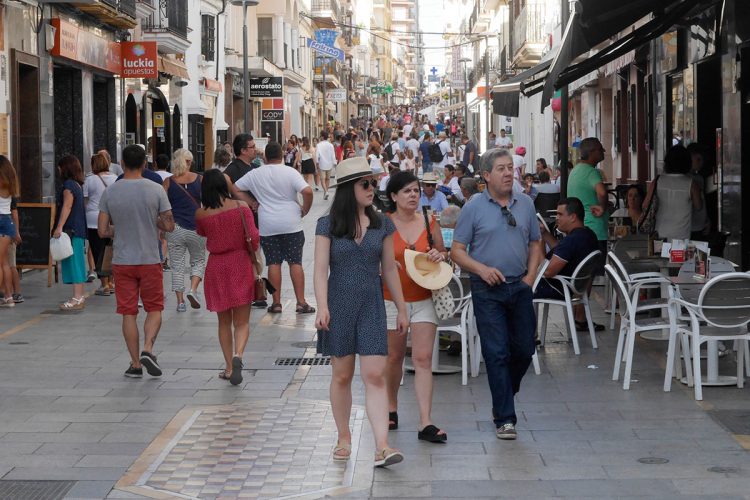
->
[[669, 275, 739, 387]]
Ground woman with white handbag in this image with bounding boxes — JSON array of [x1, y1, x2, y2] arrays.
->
[[383, 170, 450, 443], [53, 155, 89, 311]]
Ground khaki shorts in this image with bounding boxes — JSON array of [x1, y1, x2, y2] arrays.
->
[[320, 169, 333, 180], [7, 242, 16, 268], [385, 298, 438, 330]]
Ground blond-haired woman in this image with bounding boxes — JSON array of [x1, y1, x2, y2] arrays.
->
[[164, 148, 207, 312], [84, 153, 117, 295]]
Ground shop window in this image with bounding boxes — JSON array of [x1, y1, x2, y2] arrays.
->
[[201, 15, 216, 62], [188, 114, 205, 171]]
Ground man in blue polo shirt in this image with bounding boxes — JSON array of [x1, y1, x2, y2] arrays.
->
[[451, 149, 543, 441], [536, 197, 601, 330], [417, 172, 448, 213]]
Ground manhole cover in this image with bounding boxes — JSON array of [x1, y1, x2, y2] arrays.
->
[[0, 480, 75, 500], [275, 356, 331, 366], [637, 457, 669, 464], [290, 341, 317, 349], [708, 466, 740, 474], [8, 341, 28, 345]]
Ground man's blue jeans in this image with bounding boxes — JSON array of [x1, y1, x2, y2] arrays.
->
[[470, 277, 536, 427]]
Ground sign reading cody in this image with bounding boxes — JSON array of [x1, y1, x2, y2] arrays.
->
[[261, 109, 284, 121], [248, 77, 283, 98]]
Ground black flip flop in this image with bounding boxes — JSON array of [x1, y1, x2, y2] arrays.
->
[[230, 356, 243, 386], [418, 424, 447, 443], [388, 411, 398, 430]]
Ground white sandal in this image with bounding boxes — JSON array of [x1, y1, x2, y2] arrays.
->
[[59, 296, 85, 311]]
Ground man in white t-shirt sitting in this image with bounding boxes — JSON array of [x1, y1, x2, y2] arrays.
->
[[232, 142, 315, 315], [496, 129, 513, 150]]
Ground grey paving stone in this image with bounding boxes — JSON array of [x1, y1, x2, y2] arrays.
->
[[430, 479, 556, 497], [76, 455, 140, 467], [63, 480, 117, 499], [35, 443, 147, 456], [0, 454, 83, 467], [29, 412, 128, 423], [0, 432, 107, 443], [550, 478, 681, 497], [489, 464, 608, 481], [371, 481, 431, 498]]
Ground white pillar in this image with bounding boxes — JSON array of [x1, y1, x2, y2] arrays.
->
[[284, 23, 292, 69], [291, 28, 299, 70], [274, 16, 285, 68]]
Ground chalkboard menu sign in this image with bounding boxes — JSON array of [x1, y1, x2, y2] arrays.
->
[[15, 203, 57, 286]]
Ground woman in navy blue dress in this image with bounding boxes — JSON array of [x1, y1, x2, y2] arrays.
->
[[314, 157, 409, 468]]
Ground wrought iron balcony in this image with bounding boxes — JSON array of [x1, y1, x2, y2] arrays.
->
[[73, 0, 137, 29], [311, 0, 341, 23], [512, 1, 559, 67], [141, 0, 190, 53]]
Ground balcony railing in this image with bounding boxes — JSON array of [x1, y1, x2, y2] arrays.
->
[[118, 0, 136, 18], [143, 0, 188, 39], [512, 2, 559, 58], [311, 0, 341, 21]]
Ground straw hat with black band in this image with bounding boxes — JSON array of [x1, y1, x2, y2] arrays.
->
[[334, 157, 372, 186], [403, 249, 453, 291], [421, 172, 439, 184]]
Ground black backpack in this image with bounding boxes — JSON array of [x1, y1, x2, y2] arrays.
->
[[383, 141, 395, 162], [428, 140, 446, 163]]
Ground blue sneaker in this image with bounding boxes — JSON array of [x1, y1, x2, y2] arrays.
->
[[176, 302, 187, 312]]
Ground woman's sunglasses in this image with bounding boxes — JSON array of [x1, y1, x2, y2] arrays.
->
[[358, 178, 378, 189]]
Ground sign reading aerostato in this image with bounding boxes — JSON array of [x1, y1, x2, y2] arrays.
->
[[248, 77, 283, 98], [121, 42, 158, 79]]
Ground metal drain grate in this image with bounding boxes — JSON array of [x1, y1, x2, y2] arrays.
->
[[275, 356, 331, 366], [0, 480, 75, 500]]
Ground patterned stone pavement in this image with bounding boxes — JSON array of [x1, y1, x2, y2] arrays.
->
[[117, 400, 364, 499]]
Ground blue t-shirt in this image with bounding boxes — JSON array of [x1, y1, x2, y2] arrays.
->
[[462, 141, 477, 166], [547, 226, 599, 277], [419, 141, 433, 166], [57, 180, 87, 238], [116, 168, 165, 185], [453, 190, 541, 279], [435, 122, 445, 134], [418, 191, 448, 213]]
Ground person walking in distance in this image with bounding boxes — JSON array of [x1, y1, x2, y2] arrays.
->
[[314, 157, 408, 467], [0, 156, 19, 307], [98, 145, 175, 378], [84, 153, 117, 296], [164, 149, 207, 312], [232, 142, 315, 315], [196, 170, 260, 385], [316, 132, 337, 200], [451, 149, 543, 440]]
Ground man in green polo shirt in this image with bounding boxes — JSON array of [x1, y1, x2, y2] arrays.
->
[[566, 137, 608, 331]]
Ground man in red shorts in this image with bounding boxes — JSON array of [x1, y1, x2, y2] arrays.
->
[[98, 145, 175, 378]]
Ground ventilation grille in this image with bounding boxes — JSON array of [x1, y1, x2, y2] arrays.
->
[[275, 357, 331, 366], [0, 480, 75, 500]]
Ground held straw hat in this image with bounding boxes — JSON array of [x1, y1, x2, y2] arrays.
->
[[403, 249, 453, 291], [335, 157, 372, 186]]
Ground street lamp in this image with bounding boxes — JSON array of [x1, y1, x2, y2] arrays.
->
[[459, 57, 471, 136], [230, 0, 260, 134]]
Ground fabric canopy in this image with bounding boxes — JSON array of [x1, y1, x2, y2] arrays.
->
[[540, 0, 712, 110], [158, 56, 190, 80], [491, 60, 553, 117]]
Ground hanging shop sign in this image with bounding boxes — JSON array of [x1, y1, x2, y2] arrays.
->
[[306, 38, 345, 61], [326, 89, 347, 102], [248, 77, 283, 98], [121, 41, 158, 79], [261, 109, 284, 121], [50, 18, 121, 74], [261, 98, 284, 121]]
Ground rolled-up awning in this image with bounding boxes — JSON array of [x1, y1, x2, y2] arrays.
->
[[491, 60, 553, 117], [158, 56, 190, 80], [540, 0, 714, 110]]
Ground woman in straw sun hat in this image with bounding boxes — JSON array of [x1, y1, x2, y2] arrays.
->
[[313, 156, 409, 468], [383, 170, 449, 443]]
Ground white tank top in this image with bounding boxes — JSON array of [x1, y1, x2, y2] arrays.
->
[[655, 173, 692, 241], [0, 194, 11, 215]]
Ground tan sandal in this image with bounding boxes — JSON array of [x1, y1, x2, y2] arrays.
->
[[374, 447, 403, 468], [332, 442, 351, 461], [59, 297, 85, 311]]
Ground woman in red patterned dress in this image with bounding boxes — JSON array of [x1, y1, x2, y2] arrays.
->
[[195, 170, 260, 386]]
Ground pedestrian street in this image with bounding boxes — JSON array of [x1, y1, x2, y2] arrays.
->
[[1, 192, 750, 499]]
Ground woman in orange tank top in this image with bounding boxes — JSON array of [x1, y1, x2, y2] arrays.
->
[[383, 171, 449, 443]]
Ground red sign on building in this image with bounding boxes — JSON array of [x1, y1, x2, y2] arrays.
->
[[121, 42, 158, 79]]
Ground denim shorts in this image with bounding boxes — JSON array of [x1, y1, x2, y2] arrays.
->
[[0, 214, 15, 238]]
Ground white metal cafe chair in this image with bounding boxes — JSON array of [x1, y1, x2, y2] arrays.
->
[[666, 272, 750, 400], [607, 252, 670, 330], [435, 273, 478, 385], [532, 250, 601, 355], [606, 264, 681, 390]]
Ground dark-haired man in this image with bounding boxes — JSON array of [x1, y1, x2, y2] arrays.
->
[[225, 133, 257, 184], [98, 144, 175, 379], [536, 197, 601, 330], [316, 131, 336, 200], [232, 142, 315, 315]]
